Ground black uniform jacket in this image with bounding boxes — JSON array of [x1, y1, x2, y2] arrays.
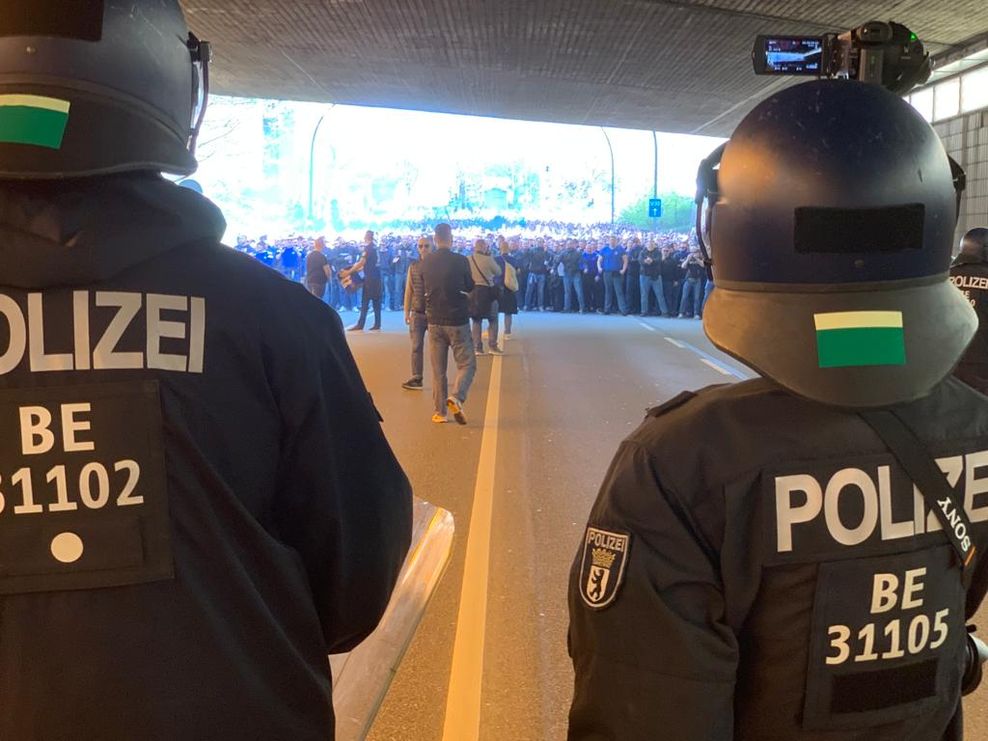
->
[[950, 256, 988, 368], [0, 173, 412, 740], [569, 377, 988, 740], [421, 248, 473, 327]]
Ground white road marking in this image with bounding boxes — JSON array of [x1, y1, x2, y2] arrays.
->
[[663, 336, 686, 348], [701, 357, 734, 376], [637, 320, 656, 332], [442, 354, 504, 741], [681, 341, 751, 380]]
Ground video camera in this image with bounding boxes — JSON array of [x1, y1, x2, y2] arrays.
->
[[752, 21, 931, 96]]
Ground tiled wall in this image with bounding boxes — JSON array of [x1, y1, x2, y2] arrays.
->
[[935, 110, 988, 245]]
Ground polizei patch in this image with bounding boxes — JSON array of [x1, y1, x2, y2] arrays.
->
[[579, 527, 630, 609]]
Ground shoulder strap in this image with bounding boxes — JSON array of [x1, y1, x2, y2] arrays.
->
[[470, 255, 494, 286], [859, 408, 977, 587]]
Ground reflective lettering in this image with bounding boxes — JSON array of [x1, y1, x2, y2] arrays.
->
[[965, 450, 988, 523], [73, 291, 90, 371], [146, 293, 188, 372], [93, 292, 143, 370], [824, 468, 878, 547], [0, 294, 26, 374], [776, 474, 823, 552], [28, 294, 72, 372], [189, 296, 205, 373], [878, 465, 913, 540], [870, 573, 899, 614], [902, 567, 926, 610], [61, 402, 95, 453], [19, 406, 54, 455]]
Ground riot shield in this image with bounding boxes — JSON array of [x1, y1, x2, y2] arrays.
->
[[330, 497, 455, 739]]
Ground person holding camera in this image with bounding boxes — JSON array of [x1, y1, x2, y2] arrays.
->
[[569, 80, 988, 740], [524, 237, 550, 311], [678, 247, 706, 318]]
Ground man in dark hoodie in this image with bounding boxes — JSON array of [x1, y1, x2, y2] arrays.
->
[[0, 3, 412, 740]]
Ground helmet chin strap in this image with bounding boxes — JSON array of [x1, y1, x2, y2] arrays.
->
[[187, 32, 212, 157]]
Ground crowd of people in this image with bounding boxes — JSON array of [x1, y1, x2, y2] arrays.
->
[[233, 225, 716, 324]]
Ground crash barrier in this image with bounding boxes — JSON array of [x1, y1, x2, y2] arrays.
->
[[330, 497, 455, 739]]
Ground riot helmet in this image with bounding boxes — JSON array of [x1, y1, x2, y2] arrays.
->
[[956, 227, 988, 264], [697, 79, 973, 407], [0, 0, 210, 178]]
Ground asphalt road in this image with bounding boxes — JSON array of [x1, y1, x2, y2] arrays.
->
[[340, 307, 988, 741]]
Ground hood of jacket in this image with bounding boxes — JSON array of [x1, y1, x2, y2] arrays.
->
[[0, 172, 226, 290]]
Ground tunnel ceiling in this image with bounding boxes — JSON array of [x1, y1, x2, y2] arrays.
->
[[184, 0, 988, 136]]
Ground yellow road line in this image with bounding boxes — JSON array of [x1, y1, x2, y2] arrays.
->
[[441, 354, 504, 741]]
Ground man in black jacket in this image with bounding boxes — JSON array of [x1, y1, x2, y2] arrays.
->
[[660, 244, 683, 317], [422, 223, 476, 424], [951, 227, 988, 393], [0, 4, 413, 740], [569, 81, 988, 740]]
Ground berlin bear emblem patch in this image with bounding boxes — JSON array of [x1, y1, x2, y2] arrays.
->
[[579, 527, 630, 609]]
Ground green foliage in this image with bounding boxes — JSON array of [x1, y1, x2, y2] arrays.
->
[[618, 193, 694, 231]]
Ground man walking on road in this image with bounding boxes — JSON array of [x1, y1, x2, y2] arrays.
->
[[402, 237, 433, 390], [422, 223, 477, 424]]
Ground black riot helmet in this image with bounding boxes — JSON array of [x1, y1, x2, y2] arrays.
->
[[0, 0, 210, 178], [697, 79, 974, 408], [956, 227, 988, 263]]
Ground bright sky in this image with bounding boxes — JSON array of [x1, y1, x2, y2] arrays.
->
[[304, 102, 725, 198], [194, 96, 726, 237]]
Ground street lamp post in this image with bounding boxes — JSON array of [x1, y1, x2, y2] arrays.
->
[[600, 127, 615, 225], [308, 104, 336, 225], [652, 130, 658, 198]]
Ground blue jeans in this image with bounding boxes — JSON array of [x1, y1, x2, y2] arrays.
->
[[472, 301, 500, 352], [603, 272, 627, 314], [327, 280, 342, 309], [429, 324, 477, 415], [563, 274, 585, 312], [409, 312, 428, 381], [392, 273, 406, 311], [679, 278, 703, 317], [639, 276, 668, 315], [525, 273, 546, 310], [380, 274, 392, 310]]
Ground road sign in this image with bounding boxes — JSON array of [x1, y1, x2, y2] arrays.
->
[[648, 198, 662, 218]]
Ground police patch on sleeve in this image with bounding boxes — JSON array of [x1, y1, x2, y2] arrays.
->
[[579, 527, 630, 609]]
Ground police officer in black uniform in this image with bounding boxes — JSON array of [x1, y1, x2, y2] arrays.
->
[[0, 3, 412, 739], [951, 228, 988, 394], [568, 80, 988, 740]]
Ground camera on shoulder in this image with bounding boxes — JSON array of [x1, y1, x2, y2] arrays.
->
[[752, 20, 930, 95]]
